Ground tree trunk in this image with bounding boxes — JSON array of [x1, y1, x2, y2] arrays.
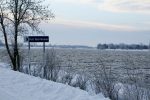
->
[[0, 16, 16, 70], [13, 0, 20, 71]]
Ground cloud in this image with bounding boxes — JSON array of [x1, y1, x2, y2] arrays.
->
[[53, 0, 90, 4], [98, 0, 150, 13], [53, 0, 101, 6], [50, 17, 145, 32], [53, 0, 150, 14]]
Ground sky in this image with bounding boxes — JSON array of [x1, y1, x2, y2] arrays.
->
[[42, 0, 150, 47]]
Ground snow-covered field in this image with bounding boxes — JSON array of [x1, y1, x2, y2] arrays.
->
[[0, 48, 150, 86], [0, 63, 109, 100], [0, 48, 150, 100]]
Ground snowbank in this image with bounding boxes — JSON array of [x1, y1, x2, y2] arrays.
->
[[0, 67, 109, 100]]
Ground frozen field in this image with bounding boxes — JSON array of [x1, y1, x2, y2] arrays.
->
[[0, 47, 150, 99], [0, 48, 150, 88]]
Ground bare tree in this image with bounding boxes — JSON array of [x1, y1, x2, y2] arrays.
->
[[0, 0, 54, 71], [61, 55, 73, 85], [94, 51, 120, 100], [43, 48, 61, 82]]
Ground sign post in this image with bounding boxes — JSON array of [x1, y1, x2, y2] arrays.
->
[[28, 41, 30, 74], [25, 36, 49, 73]]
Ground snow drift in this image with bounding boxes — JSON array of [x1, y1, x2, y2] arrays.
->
[[0, 66, 109, 100]]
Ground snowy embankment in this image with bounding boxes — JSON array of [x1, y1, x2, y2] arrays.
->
[[0, 64, 109, 100]]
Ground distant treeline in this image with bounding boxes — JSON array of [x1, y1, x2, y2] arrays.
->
[[22, 44, 93, 49], [97, 43, 150, 50]]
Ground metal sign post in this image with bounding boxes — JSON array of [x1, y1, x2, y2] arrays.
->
[[28, 41, 31, 74], [43, 42, 46, 67], [24, 36, 49, 73]]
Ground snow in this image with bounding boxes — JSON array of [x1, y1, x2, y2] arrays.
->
[[0, 65, 109, 100]]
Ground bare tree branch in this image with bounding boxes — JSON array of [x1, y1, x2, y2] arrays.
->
[[0, 0, 54, 71]]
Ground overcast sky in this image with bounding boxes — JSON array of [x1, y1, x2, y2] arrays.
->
[[42, 0, 150, 46]]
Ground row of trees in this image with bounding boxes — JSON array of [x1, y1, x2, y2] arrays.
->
[[97, 43, 149, 50]]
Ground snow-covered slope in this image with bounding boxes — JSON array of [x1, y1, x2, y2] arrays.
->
[[0, 67, 109, 100]]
